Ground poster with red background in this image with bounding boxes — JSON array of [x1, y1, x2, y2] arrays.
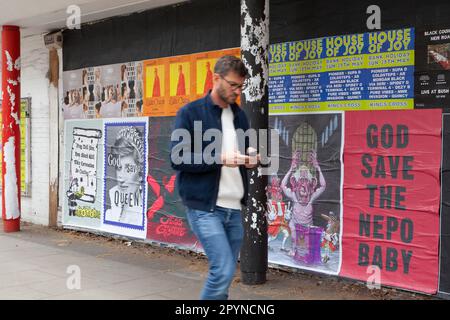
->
[[340, 109, 441, 294], [146, 117, 197, 248]]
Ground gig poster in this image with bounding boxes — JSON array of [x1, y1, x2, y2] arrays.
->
[[415, 27, 450, 111], [269, 28, 414, 113]]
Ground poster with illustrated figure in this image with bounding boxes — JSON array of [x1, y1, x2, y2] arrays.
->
[[63, 120, 103, 229], [267, 112, 343, 275], [102, 118, 149, 239], [145, 117, 198, 248]]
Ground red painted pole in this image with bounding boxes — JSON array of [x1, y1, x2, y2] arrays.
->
[[1, 25, 21, 232]]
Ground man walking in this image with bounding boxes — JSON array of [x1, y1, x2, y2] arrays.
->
[[170, 55, 257, 300]]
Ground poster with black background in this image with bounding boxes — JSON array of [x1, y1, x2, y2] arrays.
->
[[415, 27, 450, 111]]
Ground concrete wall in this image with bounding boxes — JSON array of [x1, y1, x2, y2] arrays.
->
[[1, 33, 52, 226], [20, 34, 51, 225]]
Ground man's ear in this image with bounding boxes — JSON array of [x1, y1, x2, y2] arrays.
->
[[213, 73, 221, 84]]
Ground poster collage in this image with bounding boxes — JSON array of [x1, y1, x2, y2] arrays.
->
[[64, 117, 197, 244], [63, 62, 144, 120], [63, 28, 450, 295], [63, 48, 240, 245]]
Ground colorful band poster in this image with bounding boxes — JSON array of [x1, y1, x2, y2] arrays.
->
[[267, 112, 343, 275], [340, 109, 441, 294], [143, 48, 240, 117], [415, 27, 450, 111], [269, 28, 414, 113], [63, 119, 103, 229], [102, 118, 149, 239]]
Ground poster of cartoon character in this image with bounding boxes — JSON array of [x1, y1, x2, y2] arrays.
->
[[63, 120, 103, 229], [267, 112, 343, 275]]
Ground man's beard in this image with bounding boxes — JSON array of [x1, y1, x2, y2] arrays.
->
[[218, 85, 238, 105]]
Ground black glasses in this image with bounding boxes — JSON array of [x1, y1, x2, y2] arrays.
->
[[220, 75, 248, 91]]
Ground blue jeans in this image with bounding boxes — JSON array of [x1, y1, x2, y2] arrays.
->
[[186, 206, 244, 300]]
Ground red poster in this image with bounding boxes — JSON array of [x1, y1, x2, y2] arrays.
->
[[340, 109, 441, 294]]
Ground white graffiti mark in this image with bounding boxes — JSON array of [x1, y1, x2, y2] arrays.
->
[[250, 212, 258, 229], [4, 137, 20, 219], [5, 50, 14, 71], [249, 198, 264, 235], [11, 112, 20, 126], [7, 85, 16, 108], [257, 167, 263, 177], [14, 57, 21, 71], [7, 79, 18, 86], [241, 0, 269, 103], [6, 86, 19, 125], [249, 211, 262, 236]]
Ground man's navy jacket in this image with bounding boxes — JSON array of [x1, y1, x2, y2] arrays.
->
[[170, 93, 250, 212]]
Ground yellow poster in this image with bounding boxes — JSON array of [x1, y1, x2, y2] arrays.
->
[[196, 58, 216, 95], [170, 62, 190, 97], [146, 65, 165, 99], [143, 48, 240, 117]]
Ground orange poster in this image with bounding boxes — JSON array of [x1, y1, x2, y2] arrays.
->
[[143, 48, 240, 117]]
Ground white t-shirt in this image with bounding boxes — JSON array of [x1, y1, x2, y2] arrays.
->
[[216, 106, 244, 210]]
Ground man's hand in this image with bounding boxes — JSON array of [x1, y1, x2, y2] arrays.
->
[[221, 151, 250, 167], [245, 147, 260, 169]]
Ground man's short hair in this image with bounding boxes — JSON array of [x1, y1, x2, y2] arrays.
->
[[214, 55, 248, 78]]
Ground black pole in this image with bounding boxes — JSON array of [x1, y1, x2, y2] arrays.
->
[[240, 0, 269, 285]]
